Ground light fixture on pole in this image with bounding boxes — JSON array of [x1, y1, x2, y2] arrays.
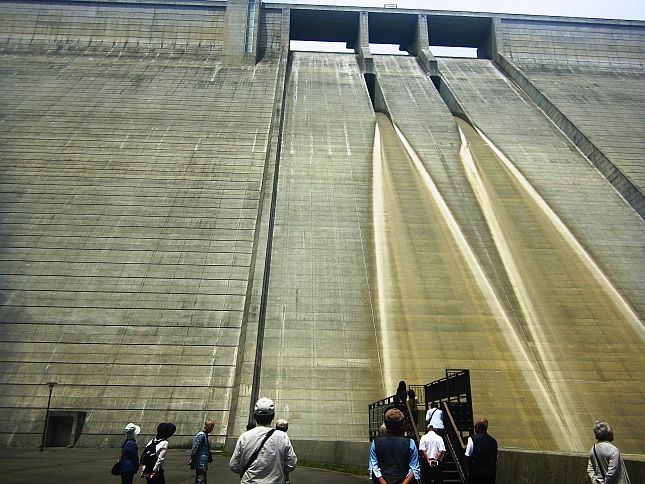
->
[[39, 381, 58, 452]]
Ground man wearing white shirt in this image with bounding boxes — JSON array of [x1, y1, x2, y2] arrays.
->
[[419, 423, 445, 484], [229, 397, 297, 484], [424, 401, 444, 435]]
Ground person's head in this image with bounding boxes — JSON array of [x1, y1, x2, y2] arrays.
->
[[379, 423, 387, 436], [384, 408, 405, 434], [426, 423, 435, 433], [203, 419, 214, 434], [593, 421, 614, 442], [430, 401, 438, 409], [397, 381, 407, 392], [124, 423, 141, 440], [275, 419, 289, 432], [253, 397, 275, 426], [407, 389, 416, 399], [474, 418, 489, 434], [156, 422, 177, 439]]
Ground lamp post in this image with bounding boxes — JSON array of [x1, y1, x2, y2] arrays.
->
[[39, 381, 58, 452]]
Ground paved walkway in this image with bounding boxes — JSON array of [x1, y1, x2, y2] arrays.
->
[[0, 448, 367, 483]]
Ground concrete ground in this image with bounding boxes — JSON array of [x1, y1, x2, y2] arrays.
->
[[0, 448, 367, 484]]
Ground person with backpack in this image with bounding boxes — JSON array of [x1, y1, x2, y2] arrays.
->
[[118, 423, 141, 484], [229, 397, 297, 483], [141, 422, 176, 484], [191, 419, 214, 484], [369, 408, 420, 484]]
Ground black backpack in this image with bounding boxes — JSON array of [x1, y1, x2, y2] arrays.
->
[[141, 439, 161, 468]]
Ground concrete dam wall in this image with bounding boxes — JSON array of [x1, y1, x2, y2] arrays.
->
[[0, 0, 643, 460]]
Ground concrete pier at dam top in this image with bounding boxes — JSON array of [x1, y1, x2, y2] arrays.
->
[[0, 0, 643, 464]]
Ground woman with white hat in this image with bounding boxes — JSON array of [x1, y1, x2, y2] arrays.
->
[[119, 423, 141, 484]]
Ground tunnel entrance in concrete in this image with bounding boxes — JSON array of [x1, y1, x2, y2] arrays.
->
[[45, 411, 86, 447]]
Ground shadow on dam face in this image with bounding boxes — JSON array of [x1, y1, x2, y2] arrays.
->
[[372, 112, 644, 451]]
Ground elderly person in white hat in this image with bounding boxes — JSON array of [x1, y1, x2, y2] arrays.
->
[[229, 397, 297, 483], [118, 423, 141, 484]]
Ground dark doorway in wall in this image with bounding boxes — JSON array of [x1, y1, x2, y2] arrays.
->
[[46, 415, 74, 447], [45, 411, 87, 447]]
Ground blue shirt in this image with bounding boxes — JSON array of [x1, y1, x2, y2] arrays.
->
[[369, 436, 421, 481]]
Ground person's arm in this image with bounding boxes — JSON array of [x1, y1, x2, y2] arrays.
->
[[464, 437, 474, 476], [418, 438, 430, 464], [420, 449, 431, 464], [587, 455, 597, 482], [408, 439, 421, 481], [369, 441, 386, 483], [402, 473, 415, 484], [152, 441, 167, 473], [436, 436, 446, 461], [191, 433, 202, 461], [604, 446, 622, 484], [284, 436, 297, 473], [229, 438, 244, 474]]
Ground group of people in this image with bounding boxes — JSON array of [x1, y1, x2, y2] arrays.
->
[[369, 405, 498, 484], [111, 389, 631, 484], [112, 397, 297, 484], [370, 400, 632, 484], [113, 421, 177, 484]]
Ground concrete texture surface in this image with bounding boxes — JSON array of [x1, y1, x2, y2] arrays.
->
[[0, 24, 281, 448], [257, 52, 383, 442], [0, 0, 643, 467], [437, 58, 645, 453], [0, 448, 366, 484]]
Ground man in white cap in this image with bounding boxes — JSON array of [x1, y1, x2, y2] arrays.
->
[[229, 397, 297, 483]]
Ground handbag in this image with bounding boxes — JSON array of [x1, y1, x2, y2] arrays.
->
[[110, 460, 122, 476]]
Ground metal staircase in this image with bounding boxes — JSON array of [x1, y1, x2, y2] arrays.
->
[[368, 369, 473, 484]]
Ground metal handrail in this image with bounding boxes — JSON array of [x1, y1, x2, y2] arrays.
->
[[405, 399, 420, 442], [442, 401, 467, 483], [368, 395, 419, 442]]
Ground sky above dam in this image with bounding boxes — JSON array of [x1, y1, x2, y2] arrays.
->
[[268, 0, 645, 21]]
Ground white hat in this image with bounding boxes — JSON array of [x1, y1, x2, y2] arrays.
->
[[254, 397, 275, 416], [124, 423, 141, 438]]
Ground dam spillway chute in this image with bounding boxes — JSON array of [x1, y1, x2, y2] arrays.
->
[[456, 117, 645, 450], [371, 112, 576, 449]]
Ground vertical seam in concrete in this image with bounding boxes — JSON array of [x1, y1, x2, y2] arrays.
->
[[249, 48, 291, 416]]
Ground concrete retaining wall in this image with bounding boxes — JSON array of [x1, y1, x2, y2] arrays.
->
[[497, 448, 645, 484]]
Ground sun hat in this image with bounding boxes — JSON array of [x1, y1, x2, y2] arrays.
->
[[124, 423, 141, 438]]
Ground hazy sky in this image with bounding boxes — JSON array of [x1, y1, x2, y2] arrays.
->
[[267, 0, 645, 21]]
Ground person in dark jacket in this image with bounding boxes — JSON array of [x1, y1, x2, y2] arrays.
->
[[395, 381, 408, 405], [120, 423, 141, 484], [464, 418, 498, 484], [142, 422, 176, 484], [369, 408, 420, 484]]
